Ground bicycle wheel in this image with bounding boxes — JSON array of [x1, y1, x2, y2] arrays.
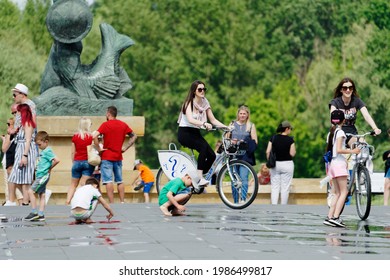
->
[[155, 167, 170, 194], [216, 160, 258, 209], [355, 166, 371, 220]]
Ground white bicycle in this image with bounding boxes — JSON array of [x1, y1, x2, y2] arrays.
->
[[156, 127, 259, 209]]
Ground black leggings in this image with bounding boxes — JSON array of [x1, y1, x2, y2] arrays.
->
[[178, 126, 216, 174]]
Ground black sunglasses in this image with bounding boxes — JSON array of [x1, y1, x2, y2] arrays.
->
[[341, 86, 353, 91], [11, 111, 17, 115], [197, 88, 207, 92], [7, 123, 10, 126]]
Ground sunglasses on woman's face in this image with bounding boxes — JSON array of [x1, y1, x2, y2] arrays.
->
[[7, 123, 10, 126], [197, 88, 207, 93], [341, 86, 353, 91]]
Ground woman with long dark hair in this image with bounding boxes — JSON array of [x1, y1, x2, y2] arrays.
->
[[329, 77, 381, 147], [178, 80, 227, 186]]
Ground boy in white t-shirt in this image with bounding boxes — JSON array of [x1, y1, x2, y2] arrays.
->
[[70, 177, 114, 224]]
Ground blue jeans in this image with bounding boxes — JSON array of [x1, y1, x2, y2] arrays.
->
[[101, 160, 123, 184], [232, 165, 249, 203]]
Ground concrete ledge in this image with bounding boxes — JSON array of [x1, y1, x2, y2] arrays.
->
[[0, 170, 326, 205]]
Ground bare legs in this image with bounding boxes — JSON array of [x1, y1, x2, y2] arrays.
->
[[159, 194, 191, 216], [384, 178, 390, 206], [327, 176, 348, 218]]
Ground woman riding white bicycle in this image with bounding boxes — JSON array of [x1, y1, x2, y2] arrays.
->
[[177, 80, 228, 186]]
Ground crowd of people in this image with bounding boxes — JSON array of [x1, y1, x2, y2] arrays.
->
[[1, 77, 388, 224]]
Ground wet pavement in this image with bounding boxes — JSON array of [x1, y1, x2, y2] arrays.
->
[[0, 203, 390, 260]]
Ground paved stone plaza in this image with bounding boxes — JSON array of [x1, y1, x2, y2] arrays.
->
[[0, 203, 389, 260]]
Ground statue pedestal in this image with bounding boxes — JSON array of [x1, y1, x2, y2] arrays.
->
[[36, 116, 145, 203]]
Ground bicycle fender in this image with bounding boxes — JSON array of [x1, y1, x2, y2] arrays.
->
[[157, 150, 197, 180]]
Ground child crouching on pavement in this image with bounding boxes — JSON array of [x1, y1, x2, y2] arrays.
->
[[24, 131, 60, 221], [158, 170, 200, 216], [70, 177, 114, 224]]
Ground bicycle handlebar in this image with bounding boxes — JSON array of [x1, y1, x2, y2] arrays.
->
[[200, 125, 232, 132], [346, 130, 376, 138]]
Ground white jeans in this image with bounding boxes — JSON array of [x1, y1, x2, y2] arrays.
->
[[270, 161, 294, 204]]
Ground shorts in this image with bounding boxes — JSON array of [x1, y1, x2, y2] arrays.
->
[[167, 188, 192, 211], [385, 168, 390, 179], [70, 200, 98, 221], [143, 182, 154, 193], [328, 160, 348, 179], [31, 174, 50, 194], [101, 160, 123, 184], [72, 160, 95, 179]]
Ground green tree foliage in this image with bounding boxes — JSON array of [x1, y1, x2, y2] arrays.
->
[[0, 0, 389, 177]]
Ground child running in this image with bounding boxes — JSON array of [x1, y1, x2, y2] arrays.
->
[[323, 110, 360, 227]]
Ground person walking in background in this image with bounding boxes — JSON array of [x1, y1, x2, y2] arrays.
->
[[8, 104, 38, 206], [66, 117, 95, 204], [228, 105, 258, 202], [383, 128, 390, 206], [323, 110, 360, 227], [131, 159, 155, 203], [70, 177, 114, 224], [24, 131, 60, 221], [177, 80, 228, 186], [266, 121, 296, 205], [1, 115, 23, 206], [92, 106, 137, 203], [11, 83, 36, 132], [329, 77, 381, 148]]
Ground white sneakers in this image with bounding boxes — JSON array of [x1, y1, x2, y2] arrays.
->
[[3, 201, 17, 206], [198, 178, 209, 187]]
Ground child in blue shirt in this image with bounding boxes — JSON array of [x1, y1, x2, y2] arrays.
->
[[24, 131, 60, 221]]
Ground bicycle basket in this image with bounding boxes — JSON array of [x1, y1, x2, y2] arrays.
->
[[356, 146, 370, 161], [223, 139, 247, 155]]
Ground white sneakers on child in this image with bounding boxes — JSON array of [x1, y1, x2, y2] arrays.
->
[[3, 201, 17, 206]]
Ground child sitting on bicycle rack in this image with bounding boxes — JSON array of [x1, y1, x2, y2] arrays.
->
[[324, 110, 361, 227], [158, 170, 200, 216]]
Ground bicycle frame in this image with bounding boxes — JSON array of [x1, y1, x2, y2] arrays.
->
[[156, 127, 259, 209], [157, 128, 238, 182], [345, 131, 375, 220]]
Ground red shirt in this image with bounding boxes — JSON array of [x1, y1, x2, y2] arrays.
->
[[72, 133, 93, 161], [97, 119, 133, 161]]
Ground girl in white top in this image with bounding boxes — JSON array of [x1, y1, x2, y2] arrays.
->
[[177, 80, 227, 185], [324, 110, 360, 227]]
